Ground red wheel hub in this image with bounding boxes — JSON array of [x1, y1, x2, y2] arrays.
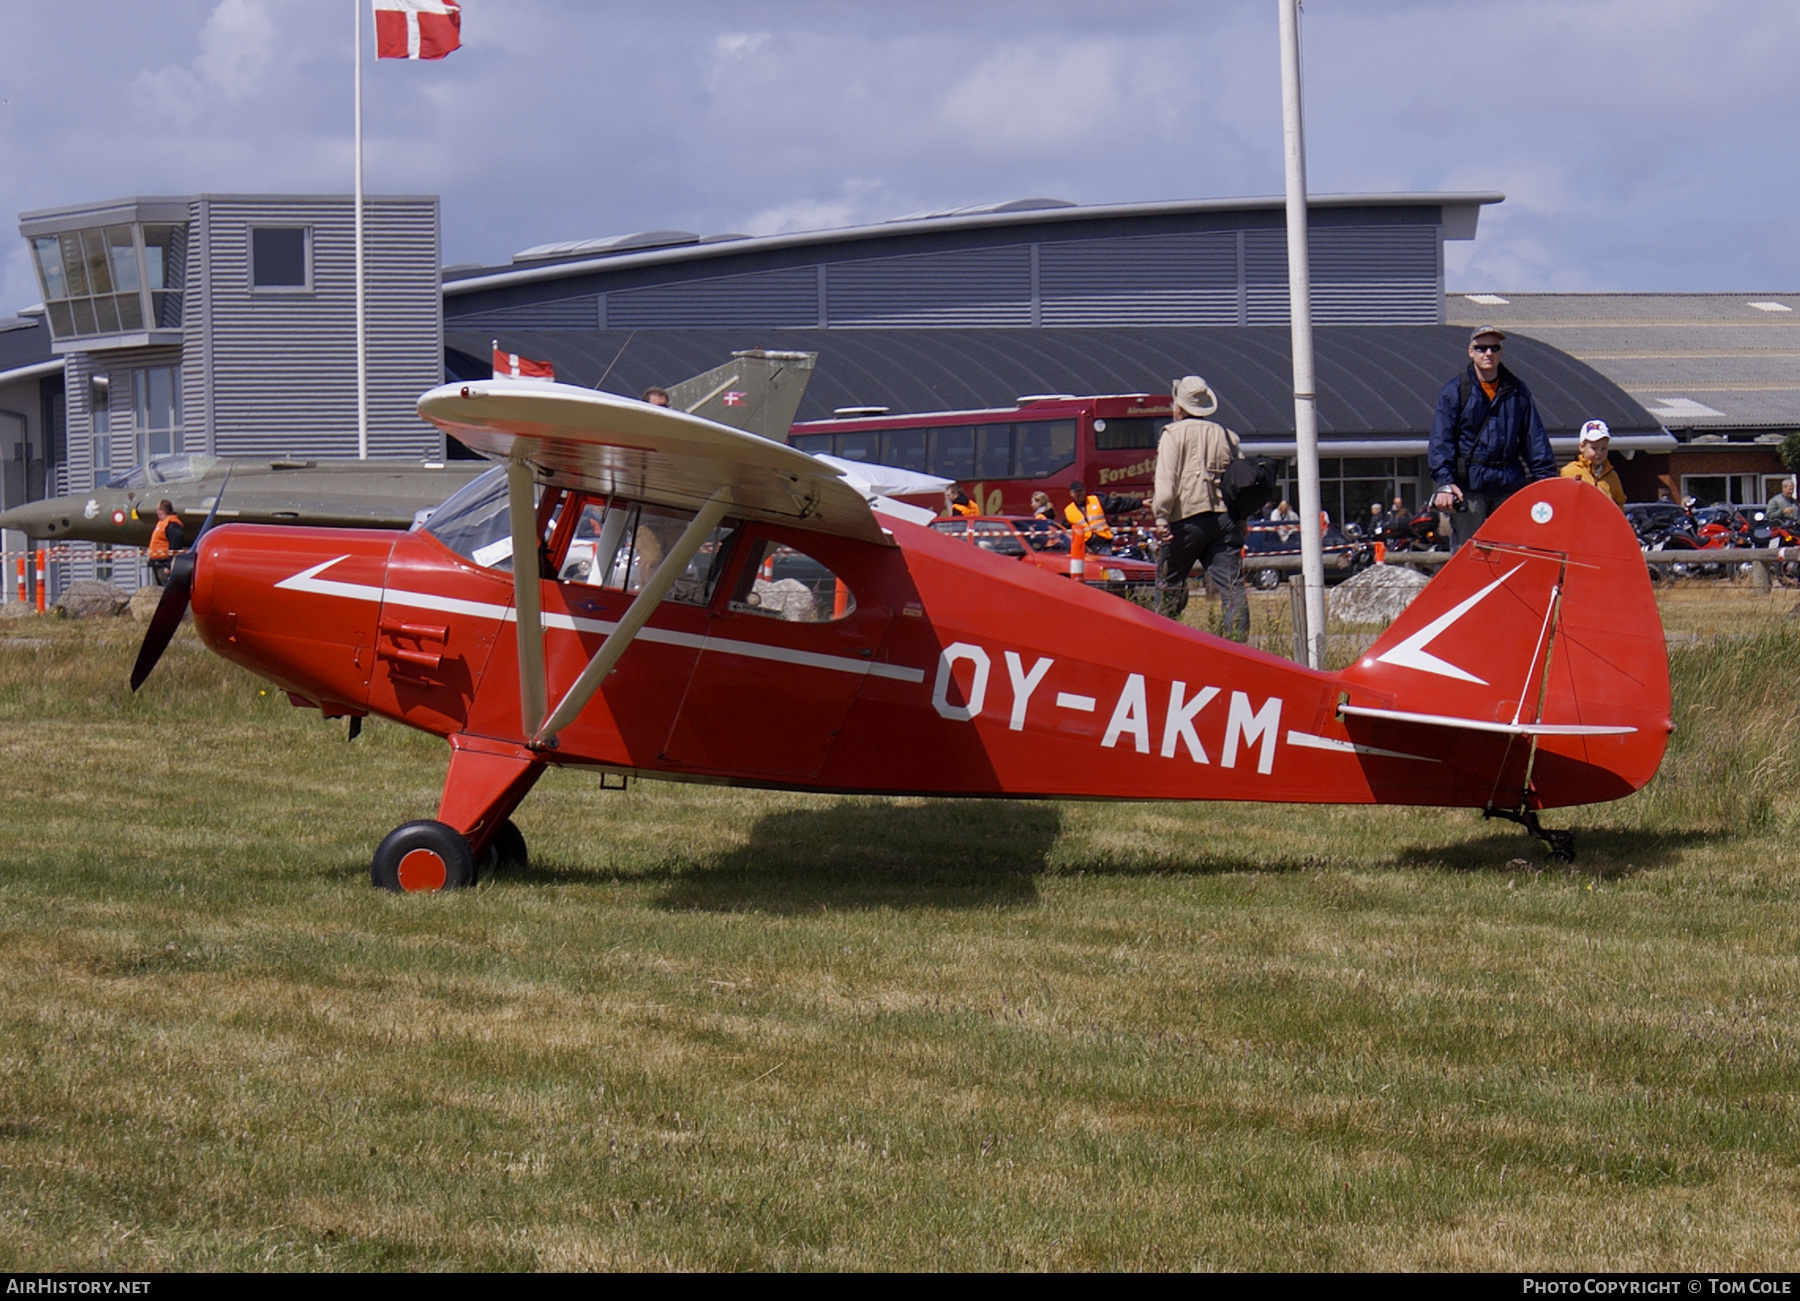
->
[[396, 847, 448, 892]]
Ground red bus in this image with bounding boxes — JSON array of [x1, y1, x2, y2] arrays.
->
[[786, 393, 1172, 517]]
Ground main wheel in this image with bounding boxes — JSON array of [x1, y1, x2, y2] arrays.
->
[[478, 819, 529, 878], [371, 820, 476, 893]]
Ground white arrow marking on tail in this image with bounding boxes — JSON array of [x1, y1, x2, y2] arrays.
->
[[1373, 563, 1525, 685]]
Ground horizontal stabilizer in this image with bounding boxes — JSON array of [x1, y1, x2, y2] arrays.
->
[[1338, 704, 1635, 737], [418, 381, 890, 545]]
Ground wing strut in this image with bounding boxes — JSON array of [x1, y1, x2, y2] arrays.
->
[[532, 486, 731, 748], [508, 456, 549, 736]]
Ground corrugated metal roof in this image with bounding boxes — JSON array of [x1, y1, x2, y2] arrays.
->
[[1446, 292, 1800, 429], [445, 325, 1657, 442], [0, 314, 53, 374]]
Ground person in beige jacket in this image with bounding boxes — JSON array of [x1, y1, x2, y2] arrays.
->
[[1151, 376, 1247, 638]]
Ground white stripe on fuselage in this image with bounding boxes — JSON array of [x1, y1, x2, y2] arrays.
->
[[275, 555, 926, 684], [1284, 729, 1438, 762]]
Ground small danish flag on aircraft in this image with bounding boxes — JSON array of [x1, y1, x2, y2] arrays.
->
[[491, 341, 554, 382], [721, 391, 746, 407], [375, 0, 462, 61]]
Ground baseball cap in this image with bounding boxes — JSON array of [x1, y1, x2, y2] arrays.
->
[[1578, 419, 1611, 443], [1468, 325, 1507, 345]]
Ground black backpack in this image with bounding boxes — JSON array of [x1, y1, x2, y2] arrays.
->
[[1222, 454, 1279, 522]]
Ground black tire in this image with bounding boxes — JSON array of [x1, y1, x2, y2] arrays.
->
[[478, 819, 529, 878], [1252, 568, 1281, 591], [371, 819, 476, 893]]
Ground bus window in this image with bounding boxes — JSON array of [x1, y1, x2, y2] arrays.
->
[[883, 428, 928, 472], [929, 426, 975, 479], [1018, 419, 1077, 477], [975, 424, 1013, 478], [836, 431, 880, 463], [729, 539, 856, 622], [791, 433, 832, 456], [1092, 417, 1162, 451]]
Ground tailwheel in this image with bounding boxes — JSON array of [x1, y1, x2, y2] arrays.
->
[[372, 819, 476, 893], [1484, 806, 1577, 863], [478, 819, 529, 878]]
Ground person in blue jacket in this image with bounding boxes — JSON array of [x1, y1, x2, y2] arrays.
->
[[1429, 326, 1556, 548]]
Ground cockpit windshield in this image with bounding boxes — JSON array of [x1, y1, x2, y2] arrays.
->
[[105, 454, 220, 490], [424, 465, 543, 571]]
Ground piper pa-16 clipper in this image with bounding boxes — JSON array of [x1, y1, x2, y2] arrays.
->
[[131, 382, 1672, 890]]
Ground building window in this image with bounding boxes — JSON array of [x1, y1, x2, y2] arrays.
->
[[251, 227, 310, 290], [1681, 474, 1760, 507], [133, 367, 183, 461], [29, 225, 157, 340], [91, 381, 111, 487], [143, 225, 187, 327]]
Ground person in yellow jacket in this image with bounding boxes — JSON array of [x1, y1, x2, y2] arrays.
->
[[1559, 420, 1627, 507], [1063, 480, 1142, 555], [146, 498, 187, 586]]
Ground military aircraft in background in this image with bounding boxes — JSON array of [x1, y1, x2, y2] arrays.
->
[[661, 348, 815, 442], [0, 349, 820, 547]]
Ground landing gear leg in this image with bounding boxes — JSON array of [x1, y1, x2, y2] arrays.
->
[[1484, 805, 1576, 862], [435, 734, 545, 872]]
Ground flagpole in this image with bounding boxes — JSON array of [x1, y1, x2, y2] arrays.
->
[[1279, 0, 1325, 668], [353, 0, 369, 460]]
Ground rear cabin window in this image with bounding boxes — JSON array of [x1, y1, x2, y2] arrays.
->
[[728, 539, 855, 622], [558, 498, 736, 606]]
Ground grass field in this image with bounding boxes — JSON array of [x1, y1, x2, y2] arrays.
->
[[0, 587, 1795, 1270]]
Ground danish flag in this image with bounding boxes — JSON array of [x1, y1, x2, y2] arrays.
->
[[492, 341, 555, 382], [375, 0, 462, 61], [721, 390, 746, 407]]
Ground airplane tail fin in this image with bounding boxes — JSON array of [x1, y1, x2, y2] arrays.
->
[[1333, 479, 1670, 809], [667, 349, 817, 442]]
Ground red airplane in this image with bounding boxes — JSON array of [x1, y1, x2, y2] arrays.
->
[[132, 383, 1672, 890]]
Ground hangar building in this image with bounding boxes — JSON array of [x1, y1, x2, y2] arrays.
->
[[438, 191, 1667, 513]]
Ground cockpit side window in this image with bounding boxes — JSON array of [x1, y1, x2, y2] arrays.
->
[[728, 538, 857, 622], [556, 496, 738, 606]]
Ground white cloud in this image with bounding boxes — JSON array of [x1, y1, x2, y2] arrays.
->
[[714, 31, 771, 61], [194, 0, 276, 99], [132, 0, 278, 122]]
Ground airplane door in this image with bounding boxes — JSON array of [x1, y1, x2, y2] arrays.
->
[[661, 532, 892, 781]]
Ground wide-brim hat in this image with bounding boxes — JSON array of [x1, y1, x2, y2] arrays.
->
[[1172, 375, 1219, 418]]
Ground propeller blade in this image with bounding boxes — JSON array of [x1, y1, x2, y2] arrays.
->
[[193, 473, 230, 540], [130, 551, 196, 691], [129, 474, 229, 692]]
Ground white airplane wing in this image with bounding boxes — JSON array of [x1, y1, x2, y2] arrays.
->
[[418, 381, 891, 546]]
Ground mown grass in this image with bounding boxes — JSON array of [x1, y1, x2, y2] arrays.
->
[[0, 597, 1795, 1271]]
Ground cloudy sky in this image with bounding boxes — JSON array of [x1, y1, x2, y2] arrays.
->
[[2, 0, 1795, 314]]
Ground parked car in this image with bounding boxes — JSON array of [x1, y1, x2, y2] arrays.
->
[[930, 515, 1159, 599], [1241, 520, 1374, 590]]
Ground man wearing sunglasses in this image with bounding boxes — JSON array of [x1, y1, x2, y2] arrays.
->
[[1428, 326, 1555, 547]]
